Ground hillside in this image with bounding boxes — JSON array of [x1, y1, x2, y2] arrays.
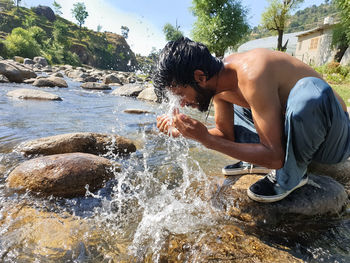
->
[[250, 3, 339, 40], [0, 2, 137, 71]]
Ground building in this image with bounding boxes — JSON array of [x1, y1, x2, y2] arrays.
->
[[295, 17, 338, 66]]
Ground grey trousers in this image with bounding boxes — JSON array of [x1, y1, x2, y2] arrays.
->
[[233, 77, 350, 190]]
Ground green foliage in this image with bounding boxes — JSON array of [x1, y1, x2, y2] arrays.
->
[[191, 0, 250, 57], [52, 1, 62, 15], [334, 0, 350, 44], [261, 0, 304, 50], [121, 25, 129, 39], [42, 42, 80, 66], [0, 0, 14, 11], [52, 20, 69, 46], [4, 27, 41, 58], [163, 23, 183, 41], [97, 24, 102, 32], [314, 62, 350, 84], [71, 2, 88, 29], [28, 26, 47, 47]]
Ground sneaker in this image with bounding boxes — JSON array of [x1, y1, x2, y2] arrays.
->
[[222, 161, 270, 176], [247, 171, 309, 203]]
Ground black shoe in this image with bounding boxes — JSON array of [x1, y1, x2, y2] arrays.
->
[[222, 161, 271, 176], [247, 171, 308, 203]]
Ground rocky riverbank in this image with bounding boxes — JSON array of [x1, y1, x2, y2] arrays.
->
[[0, 56, 158, 102]]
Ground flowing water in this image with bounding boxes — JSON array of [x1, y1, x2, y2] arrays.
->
[[0, 77, 350, 262]]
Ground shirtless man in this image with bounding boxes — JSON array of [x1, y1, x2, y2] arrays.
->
[[154, 37, 350, 202]]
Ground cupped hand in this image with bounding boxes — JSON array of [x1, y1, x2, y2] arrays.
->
[[156, 114, 181, 137], [173, 111, 210, 143]]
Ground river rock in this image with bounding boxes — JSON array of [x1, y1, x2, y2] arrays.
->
[[13, 56, 24, 63], [0, 206, 132, 261], [212, 174, 347, 226], [137, 86, 158, 102], [7, 88, 62, 101], [0, 73, 9, 83], [83, 75, 98, 82], [50, 72, 64, 78], [0, 60, 37, 82], [23, 78, 36, 84], [103, 73, 122, 85], [81, 82, 111, 90], [16, 132, 136, 156], [156, 225, 302, 263], [124, 109, 153, 114], [33, 76, 68, 87], [23, 58, 35, 65], [6, 152, 118, 197], [66, 70, 88, 79], [33, 56, 48, 67], [111, 84, 144, 97]]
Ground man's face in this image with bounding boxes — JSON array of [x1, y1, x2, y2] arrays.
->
[[168, 82, 215, 112]]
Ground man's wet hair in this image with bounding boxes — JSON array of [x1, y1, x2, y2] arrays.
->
[[153, 37, 223, 102]]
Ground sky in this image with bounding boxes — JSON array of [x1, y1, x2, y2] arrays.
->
[[22, 0, 326, 56]]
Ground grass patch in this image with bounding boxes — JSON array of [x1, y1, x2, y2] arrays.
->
[[332, 83, 350, 106]]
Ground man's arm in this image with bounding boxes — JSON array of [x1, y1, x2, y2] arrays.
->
[[208, 96, 235, 140], [173, 80, 285, 169]]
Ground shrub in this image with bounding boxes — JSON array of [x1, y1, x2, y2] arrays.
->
[[4, 27, 41, 58], [325, 73, 345, 84]]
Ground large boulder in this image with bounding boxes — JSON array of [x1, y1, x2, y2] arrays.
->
[[16, 132, 136, 156], [155, 225, 302, 263], [6, 152, 118, 197], [103, 73, 122, 85], [111, 84, 144, 97], [212, 173, 347, 226], [0, 60, 37, 82], [81, 82, 111, 90], [33, 56, 48, 67], [137, 86, 158, 102], [34, 5, 56, 22], [33, 76, 68, 88], [7, 88, 62, 101]]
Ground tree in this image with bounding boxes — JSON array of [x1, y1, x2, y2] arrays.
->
[[53, 1, 62, 15], [261, 0, 304, 51], [191, 0, 250, 57], [163, 22, 183, 41], [97, 24, 102, 32], [71, 2, 88, 29], [121, 25, 129, 39], [334, 0, 350, 44], [14, 0, 21, 8]]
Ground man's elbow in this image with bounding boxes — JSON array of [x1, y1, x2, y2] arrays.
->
[[268, 152, 285, 169]]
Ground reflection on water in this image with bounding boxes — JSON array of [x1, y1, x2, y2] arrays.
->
[[0, 80, 350, 262]]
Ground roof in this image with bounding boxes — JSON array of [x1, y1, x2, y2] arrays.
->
[[237, 31, 305, 55], [295, 23, 336, 38]]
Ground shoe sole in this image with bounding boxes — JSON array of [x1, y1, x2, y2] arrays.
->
[[247, 176, 309, 203], [222, 167, 271, 176]]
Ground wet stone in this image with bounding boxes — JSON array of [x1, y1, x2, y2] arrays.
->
[[155, 225, 302, 263], [6, 152, 118, 197], [123, 109, 153, 114], [16, 132, 137, 156], [7, 88, 62, 101], [212, 174, 348, 226], [111, 84, 144, 97]]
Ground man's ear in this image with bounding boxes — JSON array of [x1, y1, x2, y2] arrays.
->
[[193, 70, 206, 85]]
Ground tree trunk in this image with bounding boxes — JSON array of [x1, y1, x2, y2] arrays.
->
[[277, 30, 284, 51]]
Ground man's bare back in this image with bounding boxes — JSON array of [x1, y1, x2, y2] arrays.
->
[[215, 48, 346, 112]]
